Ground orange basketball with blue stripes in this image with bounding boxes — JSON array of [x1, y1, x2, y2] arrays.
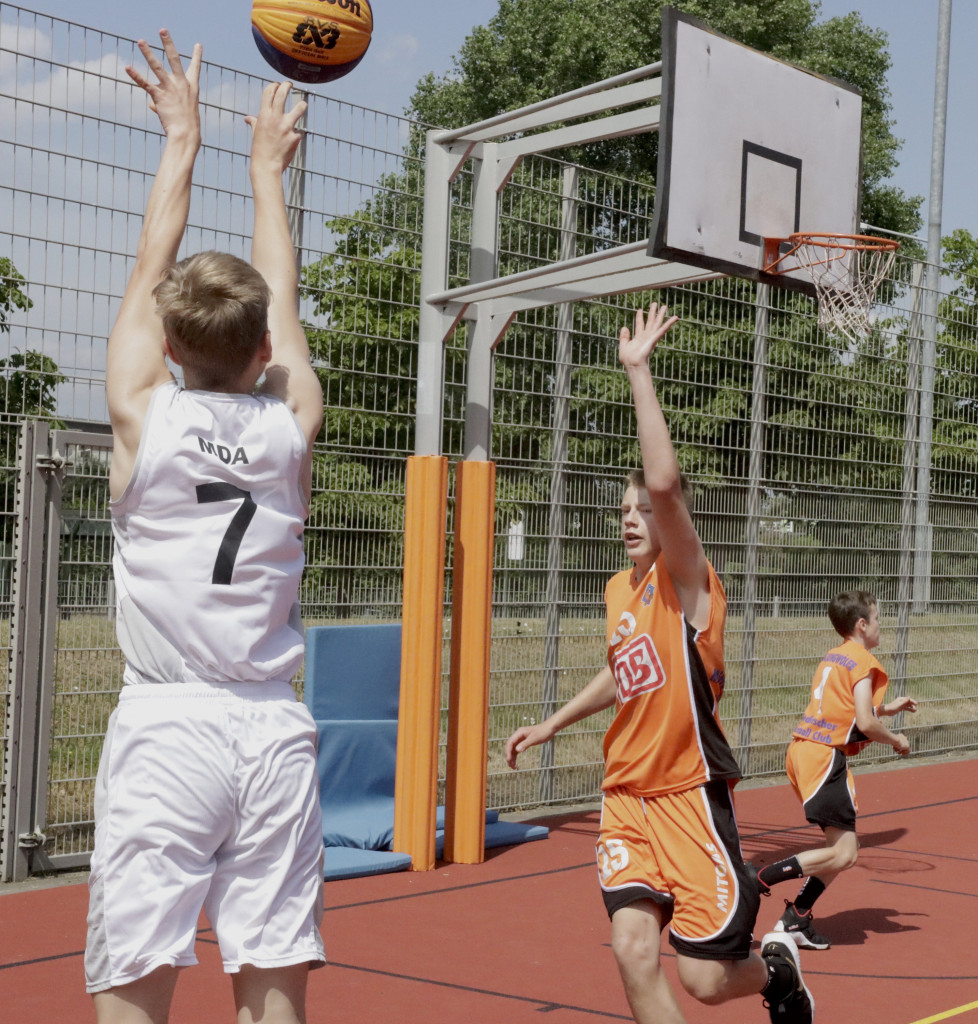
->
[[251, 0, 373, 84]]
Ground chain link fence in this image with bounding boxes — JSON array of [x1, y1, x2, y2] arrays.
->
[[2, 6, 978, 874]]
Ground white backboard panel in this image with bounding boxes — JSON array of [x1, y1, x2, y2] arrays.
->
[[649, 7, 863, 296]]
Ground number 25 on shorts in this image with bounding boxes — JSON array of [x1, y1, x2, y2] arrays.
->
[[597, 838, 630, 884]]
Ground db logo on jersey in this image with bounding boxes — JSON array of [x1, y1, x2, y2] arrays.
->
[[613, 634, 664, 702]]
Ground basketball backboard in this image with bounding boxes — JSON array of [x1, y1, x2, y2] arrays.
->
[[649, 7, 863, 296]]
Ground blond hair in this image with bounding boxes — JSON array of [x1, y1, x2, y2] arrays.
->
[[153, 251, 270, 385], [624, 468, 694, 513]]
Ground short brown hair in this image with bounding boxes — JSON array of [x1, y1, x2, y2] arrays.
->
[[153, 251, 270, 385], [827, 590, 877, 638], [624, 468, 694, 513]]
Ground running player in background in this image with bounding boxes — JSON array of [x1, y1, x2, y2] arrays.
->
[[505, 303, 814, 1024], [84, 31, 325, 1023], [756, 590, 917, 950]]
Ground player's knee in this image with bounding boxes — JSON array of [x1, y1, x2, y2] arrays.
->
[[838, 845, 858, 871], [683, 978, 726, 1005], [610, 918, 658, 973], [827, 839, 858, 872]]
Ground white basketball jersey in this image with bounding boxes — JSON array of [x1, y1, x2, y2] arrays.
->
[[111, 382, 308, 685]]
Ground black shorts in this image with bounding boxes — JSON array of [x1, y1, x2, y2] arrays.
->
[[786, 739, 857, 832]]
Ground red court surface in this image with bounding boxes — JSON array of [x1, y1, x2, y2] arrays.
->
[[2, 756, 975, 1023]]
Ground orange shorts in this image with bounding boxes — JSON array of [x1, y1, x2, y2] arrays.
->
[[597, 781, 759, 960], [785, 738, 857, 831]]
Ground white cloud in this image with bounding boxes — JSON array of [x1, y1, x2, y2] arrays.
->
[[0, 17, 53, 66]]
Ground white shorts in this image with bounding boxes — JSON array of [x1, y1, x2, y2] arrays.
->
[[85, 681, 326, 994]]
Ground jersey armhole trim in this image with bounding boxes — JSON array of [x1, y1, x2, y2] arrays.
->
[[109, 381, 177, 514]]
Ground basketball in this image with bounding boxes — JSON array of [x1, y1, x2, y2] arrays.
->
[[251, 0, 373, 84]]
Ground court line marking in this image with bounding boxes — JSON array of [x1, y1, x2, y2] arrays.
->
[[909, 1000, 978, 1023], [871, 878, 978, 899]]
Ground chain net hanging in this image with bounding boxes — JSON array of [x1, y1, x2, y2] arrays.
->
[[788, 233, 899, 343]]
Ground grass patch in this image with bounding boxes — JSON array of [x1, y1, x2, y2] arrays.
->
[[31, 610, 978, 854]]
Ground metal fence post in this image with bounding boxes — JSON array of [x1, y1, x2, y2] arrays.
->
[[914, 0, 952, 614], [895, 261, 925, 698], [737, 284, 770, 775], [1, 421, 49, 882], [540, 166, 579, 803]]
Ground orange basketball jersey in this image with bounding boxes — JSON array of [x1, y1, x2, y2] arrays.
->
[[602, 561, 740, 797], [792, 639, 888, 756]]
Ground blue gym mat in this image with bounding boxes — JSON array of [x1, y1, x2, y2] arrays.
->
[[304, 623, 548, 880]]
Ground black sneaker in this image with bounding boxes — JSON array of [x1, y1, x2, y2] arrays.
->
[[761, 932, 815, 1023], [774, 901, 831, 950]]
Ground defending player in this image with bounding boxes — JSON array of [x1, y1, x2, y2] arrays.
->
[[84, 32, 326, 1023], [505, 303, 814, 1024], [755, 590, 917, 950]]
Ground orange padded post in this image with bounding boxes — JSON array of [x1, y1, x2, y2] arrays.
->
[[443, 459, 496, 864], [393, 454, 448, 871]]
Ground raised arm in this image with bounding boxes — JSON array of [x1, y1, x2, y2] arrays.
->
[[107, 31, 202, 497], [618, 302, 710, 628], [248, 82, 324, 459]]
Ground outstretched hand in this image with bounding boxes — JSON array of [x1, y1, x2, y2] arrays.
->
[[618, 301, 679, 370], [246, 81, 308, 175], [886, 696, 918, 715], [503, 723, 554, 770], [125, 30, 202, 139]]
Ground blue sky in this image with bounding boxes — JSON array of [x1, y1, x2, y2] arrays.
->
[[23, 0, 978, 236]]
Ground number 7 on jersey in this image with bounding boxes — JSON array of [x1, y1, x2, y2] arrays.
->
[[196, 482, 258, 585]]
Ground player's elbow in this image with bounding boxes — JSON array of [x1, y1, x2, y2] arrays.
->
[[854, 715, 877, 737]]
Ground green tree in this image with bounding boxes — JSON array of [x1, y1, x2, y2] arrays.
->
[[0, 350, 65, 421], [0, 261, 64, 469], [0, 257, 32, 335], [0, 295, 69, 559], [0, 350, 67, 541], [408, 0, 921, 236], [300, 1, 928, 612], [931, 229, 978, 497]]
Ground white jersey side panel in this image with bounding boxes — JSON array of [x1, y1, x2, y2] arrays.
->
[[111, 382, 308, 685]]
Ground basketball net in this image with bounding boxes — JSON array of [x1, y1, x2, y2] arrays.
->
[[763, 233, 899, 343]]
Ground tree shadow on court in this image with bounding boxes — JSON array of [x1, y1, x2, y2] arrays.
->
[[812, 906, 925, 946], [745, 826, 910, 871], [741, 827, 824, 865]]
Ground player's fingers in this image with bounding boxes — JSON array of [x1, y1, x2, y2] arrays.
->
[[186, 42, 203, 84], [619, 326, 631, 343], [263, 80, 289, 115], [158, 29, 184, 75], [135, 39, 165, 83], [287, 103, 308, 135], [275, 80, 294, 110], [259, 81, 278, 112], [124, 65, 151, 91]]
